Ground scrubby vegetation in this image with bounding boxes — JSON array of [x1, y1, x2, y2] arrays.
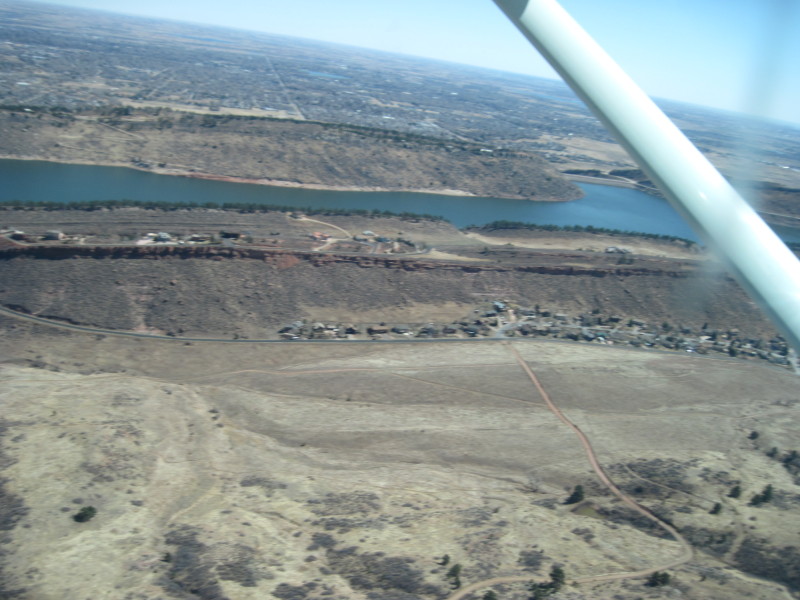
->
[[470, 220, 697, 245], [162, 525, 269, 596], [325, 545, 442, 597], [0, 199, 446, 221], [734, 537, 800, 592]]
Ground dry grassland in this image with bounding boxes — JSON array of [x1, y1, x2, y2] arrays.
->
[[1, 318, 798, 599]]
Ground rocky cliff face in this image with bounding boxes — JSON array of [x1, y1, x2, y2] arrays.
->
[[0, 244, 691, 277], [0, 245, 768, 338]]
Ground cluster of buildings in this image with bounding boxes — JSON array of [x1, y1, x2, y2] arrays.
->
[[276, 304, 791, 366], [278, 322, 360, 340], [136, 232, 217, 245], [5, 229, 68, 242]]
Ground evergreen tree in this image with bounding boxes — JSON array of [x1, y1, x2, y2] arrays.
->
[[72, 506, 97, 522], [749, 484, 775, 506], [446, 564, 462, 589], [762, 484, 774, 503], [564, 485, 585, 505], [527, 566, 566, 599], [549, 566, 565, 591], [645, 571, 671, 587]]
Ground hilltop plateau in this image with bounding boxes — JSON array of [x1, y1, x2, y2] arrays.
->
[[0, 207, 787, 358], [0, 107, 580, 201], [0, 241, 771, 340]]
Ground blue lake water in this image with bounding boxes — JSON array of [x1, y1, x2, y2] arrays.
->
[[2, 159, 798, 243]]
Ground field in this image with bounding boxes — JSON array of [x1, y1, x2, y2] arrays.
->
[[2, 318, 799, 599]]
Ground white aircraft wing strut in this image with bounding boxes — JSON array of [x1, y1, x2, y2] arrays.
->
[[494, 0, 800, 353]]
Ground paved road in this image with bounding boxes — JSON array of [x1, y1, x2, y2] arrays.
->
[[0, 305, 748, 370], [0, 305, 508, 345]]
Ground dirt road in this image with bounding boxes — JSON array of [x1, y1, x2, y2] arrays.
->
[[444, 343, 694, 600]]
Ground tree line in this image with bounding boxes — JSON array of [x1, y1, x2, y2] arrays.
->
[[0, 199, 446, 221], [470, 220, 697, 245]]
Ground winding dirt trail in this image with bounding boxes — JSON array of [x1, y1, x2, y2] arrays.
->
[[296, 215, 352, 238], [445, 343, 694, 600]]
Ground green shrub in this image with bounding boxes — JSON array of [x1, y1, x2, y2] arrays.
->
[[73, 506, 97, 523], [645, 571, 671, 587], [564, 485, 584, 505]]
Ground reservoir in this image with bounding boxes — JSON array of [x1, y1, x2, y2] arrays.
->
[[2, 159, 798, 243]]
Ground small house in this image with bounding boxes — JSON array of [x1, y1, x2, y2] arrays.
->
[[417, 325, 439, 337], [188, 234, 212, 243]]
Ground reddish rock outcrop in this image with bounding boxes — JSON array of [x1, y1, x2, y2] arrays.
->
[[0, 244, 695, 280]]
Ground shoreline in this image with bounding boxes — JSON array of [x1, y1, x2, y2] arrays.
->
[[3, 156, 799, 232], [2, 154, 479, 197], [0, 155, 571, 201], [564, 173, 660, 194], [176, 170, 480, 198]]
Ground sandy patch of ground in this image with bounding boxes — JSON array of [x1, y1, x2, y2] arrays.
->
[[464, 231, 703, 260], [540, 134, 636, 166], [126, 100, 303, 120], [425, 249, 491, 262], [298, 301, 472, 325]]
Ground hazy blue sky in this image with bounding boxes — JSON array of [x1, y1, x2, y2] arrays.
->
[[40, 0, 800, 125]]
